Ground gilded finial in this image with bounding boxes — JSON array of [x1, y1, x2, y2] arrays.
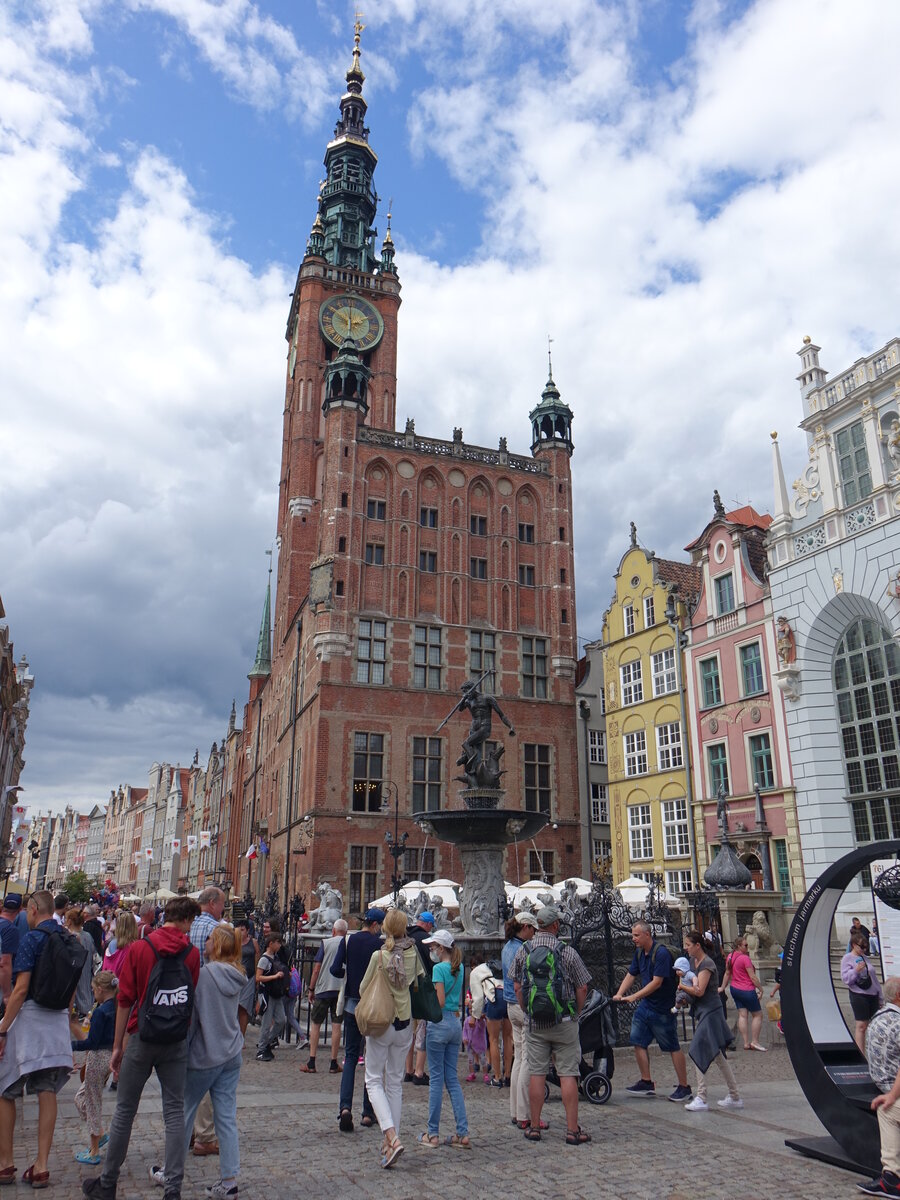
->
[[771, 431, 778, 440], [802, 335, 811, 345], [351, 11, 366, 71]]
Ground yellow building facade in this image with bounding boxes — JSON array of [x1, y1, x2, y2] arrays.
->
[[601, 535, 702, 894]]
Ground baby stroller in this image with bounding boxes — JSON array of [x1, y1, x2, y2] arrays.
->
[[546, 989, 617, 1105]]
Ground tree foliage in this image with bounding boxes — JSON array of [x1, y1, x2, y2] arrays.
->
[[63, 869, 94, 903]]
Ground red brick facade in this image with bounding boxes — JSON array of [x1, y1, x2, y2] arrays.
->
[[228, 67, 580, 916]]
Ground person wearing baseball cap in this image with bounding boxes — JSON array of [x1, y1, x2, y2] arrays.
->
[[502, 912, 537, 1128], [419, 928, 469, 1148], [405, 912, 436, 1085]]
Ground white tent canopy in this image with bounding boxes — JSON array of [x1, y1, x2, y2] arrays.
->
[[616, 876, 679, 905], [371, 881, 461, 909], [553, 877, 594, 900]]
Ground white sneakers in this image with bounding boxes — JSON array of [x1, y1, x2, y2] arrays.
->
[[684, 1095, 744, 1112]]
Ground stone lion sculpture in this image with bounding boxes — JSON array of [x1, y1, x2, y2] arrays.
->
[[308, 882, 343, 933], [744, 910, 781, 962]]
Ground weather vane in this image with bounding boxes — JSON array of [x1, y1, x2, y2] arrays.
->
[[547, 334, 554, 378]]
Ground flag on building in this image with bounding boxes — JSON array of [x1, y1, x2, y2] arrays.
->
[[199, 831, 211, 849], [244, 843, 257, 860], [171, 839, 181, 856], [259, 839, 269, 855], [186, 835, 197, 852], [13, 805, 26, 817], [145, 847, 153, 861]]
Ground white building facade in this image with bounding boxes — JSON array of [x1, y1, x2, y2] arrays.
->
[[768, 335, 900, 911]]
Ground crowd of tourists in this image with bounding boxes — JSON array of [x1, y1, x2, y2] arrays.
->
[[19, 883, 900, 1192]]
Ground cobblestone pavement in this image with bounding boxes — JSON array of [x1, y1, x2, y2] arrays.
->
[[14, 1034, 863, 1200]]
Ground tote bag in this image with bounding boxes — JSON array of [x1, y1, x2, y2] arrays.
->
[[410, 973, 443, 1024], [355, 953, 394, 1037]]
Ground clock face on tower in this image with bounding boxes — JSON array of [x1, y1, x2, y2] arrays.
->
[[319, 294, 384, 352]]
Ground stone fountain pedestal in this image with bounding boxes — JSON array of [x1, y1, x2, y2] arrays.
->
[[417, 794, 549, 941]]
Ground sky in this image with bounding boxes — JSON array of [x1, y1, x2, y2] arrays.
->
[[3, 0, 900, 815]]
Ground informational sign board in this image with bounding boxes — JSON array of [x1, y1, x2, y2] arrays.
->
[[870, 859, 900, 977]]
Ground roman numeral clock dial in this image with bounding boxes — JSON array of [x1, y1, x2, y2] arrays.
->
[[319, 295, 384, 352]]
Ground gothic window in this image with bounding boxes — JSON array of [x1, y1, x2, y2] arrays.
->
[[524, 744, 552, 814], [412, 737, 442, 813], [352, 734, 383, 812]]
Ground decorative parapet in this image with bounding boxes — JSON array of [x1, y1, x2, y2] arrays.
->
[[357, 426, 549, 475], [794, 525, 826, 557], [845, 501, 876, 535]]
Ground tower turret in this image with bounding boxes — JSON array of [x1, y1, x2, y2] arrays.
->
[[529, 356, 573, 456], [248, 578, 272, 683]]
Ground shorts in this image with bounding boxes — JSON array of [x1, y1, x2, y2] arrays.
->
[[525, 1018, 581, 1077], [2, 1066, 70, 1100], [730, 986, 761, 1013], [311, 994, 340, 1025], [484, 995, 508, 1021], [849, 990, 880, 1021], [629, 1003, 680, 1053]]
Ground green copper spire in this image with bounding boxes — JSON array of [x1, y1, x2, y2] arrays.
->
[[248, 578, 272, 679], [529, 344, 574, 457]]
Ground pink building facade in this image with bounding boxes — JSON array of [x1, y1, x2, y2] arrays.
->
[[684, 498, 805, 902]]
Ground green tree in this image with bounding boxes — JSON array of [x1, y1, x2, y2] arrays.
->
[[63, 869, 95, 904]]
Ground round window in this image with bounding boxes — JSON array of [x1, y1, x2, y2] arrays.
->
[[713, 540, 727, 563]]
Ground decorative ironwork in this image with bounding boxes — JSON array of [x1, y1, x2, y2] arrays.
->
[[873, 863, 900, 912]]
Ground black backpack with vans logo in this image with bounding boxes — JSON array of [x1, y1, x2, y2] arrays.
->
[[137, 942, 195, 1043]]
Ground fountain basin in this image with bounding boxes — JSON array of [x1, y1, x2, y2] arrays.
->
[[416, 809, 549, 846]]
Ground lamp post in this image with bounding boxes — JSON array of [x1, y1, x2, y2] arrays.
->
[[664, 589, 701, 890], [381, 782, 408, 903]]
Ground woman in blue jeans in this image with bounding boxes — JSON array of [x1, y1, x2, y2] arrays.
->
[[152, 925, 255, 1198], [418, 929, 470, 1149]]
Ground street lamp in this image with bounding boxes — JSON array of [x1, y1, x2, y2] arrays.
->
[[664, 588, 701, 890], [381, 782, 408, 903]]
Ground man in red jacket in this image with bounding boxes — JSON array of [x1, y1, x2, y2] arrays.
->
[[82, 896, 201, 1200]]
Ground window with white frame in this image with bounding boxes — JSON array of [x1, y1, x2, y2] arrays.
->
[[656, 722, 683, 770], [414, 625, 442, 689], [624, 604, 635, 636], [749, 732, 775, 790], [644, 596, 655, 627], [835, 420, 872, 505], [651, 648, 677, 697], [590, 782, 609, 825], [740, 642, 764, 696], [620, 659, 643, 705], [357, 619, 387, 684], [592, 838, 612, 863], [665, 869, 693, 896], [714, 573, 736, 615], [662, 797, 691, 857], [699, 657, 722, 707], [589, 729, 606, 764], [628, 804, 653, 859], [707, 742, 729, 795], [624, 729, 648, 776], [599, 689, 606, 715]]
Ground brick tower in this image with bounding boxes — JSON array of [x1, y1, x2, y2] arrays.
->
[[233, 25, 582, 916]]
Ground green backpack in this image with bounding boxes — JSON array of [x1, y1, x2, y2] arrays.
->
[[523, 943, 573, 1024]]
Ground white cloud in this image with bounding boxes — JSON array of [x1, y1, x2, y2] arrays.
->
[[6, 0, 900, 812]]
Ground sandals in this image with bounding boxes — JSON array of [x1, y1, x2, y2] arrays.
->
[[0, 1167, 14, 1187], [565, 1126, 591, 1146], [381, 1138, 404, 1169], [444, 1135, 471, 1149], [74, 1149, 101, 1165], [22, 1166, 50, 1189], [417, 1133, 440, 1149], [524, 1127, 542, 1142]]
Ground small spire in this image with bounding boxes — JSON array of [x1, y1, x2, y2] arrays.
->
[[547, 334, 554, 382], [227, 699, 236, 736], [249, 556, 273, 679], [770, 431, 792, 528], [347, 12, 366, 86]]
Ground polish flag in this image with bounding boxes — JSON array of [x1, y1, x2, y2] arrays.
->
[[244, 843, 257, 860]]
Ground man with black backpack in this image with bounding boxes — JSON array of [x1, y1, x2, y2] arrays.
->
[[0, 890, 87, 1187], [82, 895, 201, 1200], [512, 905, 592, 1146]]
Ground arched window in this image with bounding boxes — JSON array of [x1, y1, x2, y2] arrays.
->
[[834, 617, 900, 842]]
